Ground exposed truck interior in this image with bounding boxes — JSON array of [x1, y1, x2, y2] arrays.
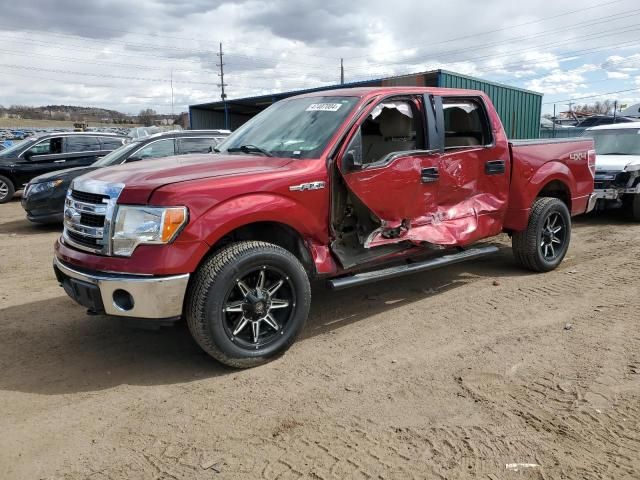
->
[[330, 96, 491, 269], [331, 98, 425, 269]]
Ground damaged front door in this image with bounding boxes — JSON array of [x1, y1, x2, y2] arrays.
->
[[338, 97, 440, 248], [338, 94, 510, 250]]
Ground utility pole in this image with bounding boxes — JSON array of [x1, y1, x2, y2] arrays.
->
[[613, 100, 618, 121], [340, 58, 344, 85], [216, 42, 229, 129], [170, 69, 174, 117]]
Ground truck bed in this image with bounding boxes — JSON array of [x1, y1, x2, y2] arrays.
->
[[504, 137, 595, 231]]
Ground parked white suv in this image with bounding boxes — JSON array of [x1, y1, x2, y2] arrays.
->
[[585, 122, 640, 220]]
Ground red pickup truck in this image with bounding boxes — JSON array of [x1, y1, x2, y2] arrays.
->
[[54, 87, 596, 367]]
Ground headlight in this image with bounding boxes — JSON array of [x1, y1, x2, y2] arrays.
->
[[112, 205, 188, 256], [27, 179, 64, 196]]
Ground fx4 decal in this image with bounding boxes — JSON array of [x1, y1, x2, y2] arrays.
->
[[289, 181, 326, 192]]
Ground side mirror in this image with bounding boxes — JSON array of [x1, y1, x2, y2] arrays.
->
[[342, 130, 363, 171]]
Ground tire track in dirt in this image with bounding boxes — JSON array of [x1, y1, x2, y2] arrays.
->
[[67, 246, 640, 480]]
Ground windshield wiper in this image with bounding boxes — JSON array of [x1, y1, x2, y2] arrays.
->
[[226, 144, 273, 157]]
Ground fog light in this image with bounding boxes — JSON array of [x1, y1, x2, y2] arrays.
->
[[113, 289, 134, 311]]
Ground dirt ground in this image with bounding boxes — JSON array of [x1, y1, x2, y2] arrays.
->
[[1, 197, 639, 479]]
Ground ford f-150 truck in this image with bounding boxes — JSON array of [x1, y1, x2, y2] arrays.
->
[[54, 87, 596, 368]]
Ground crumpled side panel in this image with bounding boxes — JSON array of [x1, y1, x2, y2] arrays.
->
[[365, 192, 505, 248]]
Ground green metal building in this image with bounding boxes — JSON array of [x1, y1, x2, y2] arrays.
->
[[189, 69, 542, 139]]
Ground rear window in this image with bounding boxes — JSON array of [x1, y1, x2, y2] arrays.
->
[[442, 98, 492, 148], [100, 137, 124, 150], [66, 136, 101, 153], [179, 137, 218, 154]]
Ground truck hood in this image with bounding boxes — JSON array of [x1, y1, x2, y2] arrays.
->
[[76, 153, 294, 200], [595, 154, 640, 172]]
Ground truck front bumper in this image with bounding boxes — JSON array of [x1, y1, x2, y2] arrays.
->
[[53, 256, 190, 320], [587, 186, 640, 212]]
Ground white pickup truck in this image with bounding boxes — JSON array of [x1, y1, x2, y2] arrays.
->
[[586, 122, 640, 220]]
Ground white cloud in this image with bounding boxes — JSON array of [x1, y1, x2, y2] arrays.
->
[[607, 71, 630, 79], [524, 65, 595, 94], [1, 0, 640, 113]]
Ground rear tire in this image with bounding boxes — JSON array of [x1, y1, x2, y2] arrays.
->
[[186, 241, 311, 368], [512, 197, 571, 272], [0, 175, 15, 203]]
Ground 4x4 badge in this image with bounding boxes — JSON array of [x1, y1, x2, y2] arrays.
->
[[289, 181, 326, 192]]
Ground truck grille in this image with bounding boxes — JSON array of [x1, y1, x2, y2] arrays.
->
[[594, 170, 629, 190], [66, 230, 102, 249], [62, 181, 124, 255], [71, 190, 109, 204], [80, 212, 105, 227]]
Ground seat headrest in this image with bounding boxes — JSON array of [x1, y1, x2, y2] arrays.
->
[[378, 108, 412, 138], [448, 107, 474, 131]]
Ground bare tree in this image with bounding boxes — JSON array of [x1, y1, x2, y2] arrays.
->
[[138, 108, 157, 126], [576, 100, 615, 115]]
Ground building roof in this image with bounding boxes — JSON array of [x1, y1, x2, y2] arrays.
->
[[190, 69, 541, 111]]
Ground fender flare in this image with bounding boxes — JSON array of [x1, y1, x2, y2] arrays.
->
[[185, 192, 337, 275], [525, 161, 576, 207]]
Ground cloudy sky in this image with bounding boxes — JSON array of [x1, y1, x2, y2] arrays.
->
[[1, 0, 640, 115]]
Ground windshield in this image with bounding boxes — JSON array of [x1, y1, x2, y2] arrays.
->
[[0, 138, 34, 157], [216, 96, 359, 159], [92, 141, 141, 167], [588, 129, 640, 155]]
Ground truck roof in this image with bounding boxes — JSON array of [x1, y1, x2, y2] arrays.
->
[[294, 86, 489, 100], [586, 121, 640, 131]]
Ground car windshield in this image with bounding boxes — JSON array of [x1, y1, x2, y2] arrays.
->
[[216, 96, 359, 159], [588, 129, 640, 155], [0, 138, 34, 157], [92, 141, 141, 167]]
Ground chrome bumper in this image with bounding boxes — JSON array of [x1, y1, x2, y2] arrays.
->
[[54, 257, 190, 319], [587, 187, 640, 213], [585, 192, 600, 213]]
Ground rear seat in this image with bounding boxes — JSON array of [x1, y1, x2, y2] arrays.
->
[[445, 108, 481, 148]]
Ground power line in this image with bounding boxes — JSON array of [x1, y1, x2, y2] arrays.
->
[[346, 16, 640, 73], [2, 30, 337, 69], [352, 36, 640, 89], [542, 87, 640, 105], [0, 63, 223, 86], [347, 0, 628, 60], [0, 47, 204, 72]]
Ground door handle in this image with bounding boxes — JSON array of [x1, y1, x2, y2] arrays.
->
[[485, 160, 505, 175], [421, 167, 439, 183], [53, 159, 66, 163]]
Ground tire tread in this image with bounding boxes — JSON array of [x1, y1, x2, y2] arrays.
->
[[186, 241, 310, 368], [512, 197, 570, 272]]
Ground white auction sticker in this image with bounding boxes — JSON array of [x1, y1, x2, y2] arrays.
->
[[306, 103, 343, 112]]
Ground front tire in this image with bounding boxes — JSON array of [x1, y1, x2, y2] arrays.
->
[[0, 175, 15, 203], [512, 197, 571, 272], [186, 241, 311, 368], [629, 194, 640, 222]]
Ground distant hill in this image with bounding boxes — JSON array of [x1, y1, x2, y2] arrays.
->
[[0, 105, 136, 124]]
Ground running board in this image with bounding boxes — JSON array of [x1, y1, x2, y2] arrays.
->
[[328, 246, 499, 290]]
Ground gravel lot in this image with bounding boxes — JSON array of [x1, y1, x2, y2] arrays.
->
[[1, 197, 639, 479]]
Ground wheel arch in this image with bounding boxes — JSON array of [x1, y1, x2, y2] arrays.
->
[[205, 221, 316, 274], [0, 171, 16, 189], [185, 192, 338, 277], [536, 179, 572, 211]]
